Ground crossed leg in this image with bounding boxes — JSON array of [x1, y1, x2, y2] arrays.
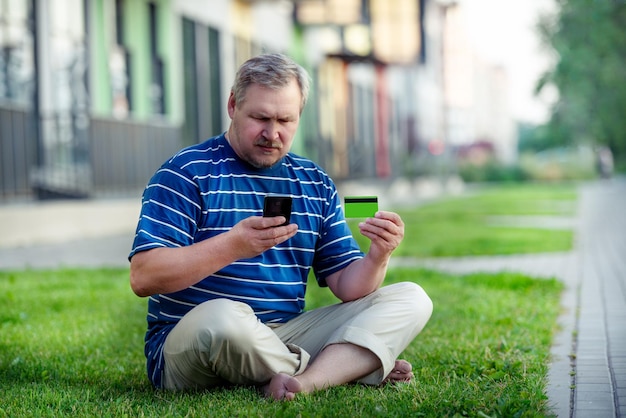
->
[[163, 283, 432, 395], [263, 283, 432, 400], [263, 343, 414, 401]]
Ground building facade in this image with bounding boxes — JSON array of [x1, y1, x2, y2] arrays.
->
[[0, 0, 515, 201], [0, 0, 294, 199]]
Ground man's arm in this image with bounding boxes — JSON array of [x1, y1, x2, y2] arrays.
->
[[130, 216, 298, 297], [324, 211, 404, 302]]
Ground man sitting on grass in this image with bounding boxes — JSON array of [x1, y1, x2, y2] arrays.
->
[[129, 53, 433, 400]]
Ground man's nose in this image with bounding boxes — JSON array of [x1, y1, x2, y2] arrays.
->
[[263, 120, 280, 139]]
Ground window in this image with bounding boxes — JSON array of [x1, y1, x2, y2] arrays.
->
[[148, 2, 165, 115], [0, 1, 34, 105], [111, 0, 131, 116]]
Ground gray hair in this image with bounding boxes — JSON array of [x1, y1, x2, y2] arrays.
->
[[232, 53, 311, 113]]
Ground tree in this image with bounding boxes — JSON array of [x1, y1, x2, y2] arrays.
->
[[536, 0, 626, 166]]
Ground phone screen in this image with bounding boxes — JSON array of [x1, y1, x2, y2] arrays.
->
[[263, 196, 292, 226]]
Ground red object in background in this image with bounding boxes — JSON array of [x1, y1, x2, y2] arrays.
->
[[428, 139, 446, 156]]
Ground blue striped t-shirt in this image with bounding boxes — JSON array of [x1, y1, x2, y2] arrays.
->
[[129, 133, 364, 387]]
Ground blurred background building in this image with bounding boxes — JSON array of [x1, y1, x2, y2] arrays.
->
[[0, 0, 514, 200]]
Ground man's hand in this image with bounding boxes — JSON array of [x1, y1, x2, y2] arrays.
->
[[325, 211, 404, 302], [228, 216, 299, 260], [130, 216, 297, 297], [358, 211, 404, 263]]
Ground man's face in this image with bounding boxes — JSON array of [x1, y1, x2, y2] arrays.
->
[[226, 78, 302, 169]]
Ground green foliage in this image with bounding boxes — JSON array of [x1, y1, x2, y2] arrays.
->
[[537, 0, 626, 165], [519, 146, 598, 181], [458, 159, 530, 183], [518, 123, 566, 154], [0, 268, 563, 417]]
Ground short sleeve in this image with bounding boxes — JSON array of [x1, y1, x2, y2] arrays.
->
[[129, 163, 202, 259]]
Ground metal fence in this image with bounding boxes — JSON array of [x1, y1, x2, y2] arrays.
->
[[0, 104, 182, 200], [90, 116, 181, 194], [0, 104, 38, 199]]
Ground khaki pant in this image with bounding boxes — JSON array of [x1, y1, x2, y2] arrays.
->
[[162, 282, 433, 390]]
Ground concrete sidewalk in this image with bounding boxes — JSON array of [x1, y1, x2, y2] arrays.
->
[[1, 178, 624, 417], [0, 198, 140, 269]]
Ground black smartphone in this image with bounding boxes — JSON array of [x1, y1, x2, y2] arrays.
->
[[263, 196, 292, 226]]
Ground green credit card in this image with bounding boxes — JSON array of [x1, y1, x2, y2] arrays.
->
[[344, 196, 378, 218]]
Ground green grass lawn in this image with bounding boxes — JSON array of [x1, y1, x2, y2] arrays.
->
[[0, 183, 575, 416], [351, 183, 577, 257], [0, 268, 562, 417]]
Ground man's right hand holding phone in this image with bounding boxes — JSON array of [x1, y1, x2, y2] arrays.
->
[[228, 215, 298, 260]]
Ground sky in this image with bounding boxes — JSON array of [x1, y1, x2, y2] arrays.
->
[[460, 0, 558, 124]]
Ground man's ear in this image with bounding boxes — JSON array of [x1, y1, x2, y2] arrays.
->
[[227, 92, 236, 118]]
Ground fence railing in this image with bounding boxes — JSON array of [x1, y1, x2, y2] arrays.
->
[[0, 104, 39, 199], [90, 116, 181, 194], [0, 104, 182, 200]]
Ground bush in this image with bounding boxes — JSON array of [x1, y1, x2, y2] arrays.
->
[[519, 146, 597, 181], [459, 145, 602, 183], [458, 159, 529, 183]]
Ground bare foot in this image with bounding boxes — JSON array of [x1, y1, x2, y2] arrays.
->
[[263, 373, 304, 401], [383, 359, 414, 384]]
